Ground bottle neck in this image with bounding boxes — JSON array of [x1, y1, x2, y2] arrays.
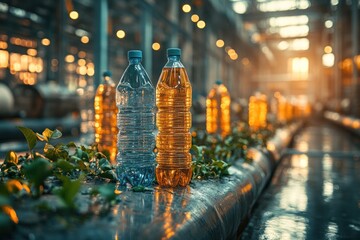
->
[[103, 76, 114, 85], [129, 57, 142, 65], [167, 55, 180, 62]]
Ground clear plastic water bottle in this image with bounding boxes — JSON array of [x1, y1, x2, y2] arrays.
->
[[116, 50, 155, 187]]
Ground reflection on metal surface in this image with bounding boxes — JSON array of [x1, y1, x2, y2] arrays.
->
[[242, 120, 360, 239], [263, 215, 307, 239]]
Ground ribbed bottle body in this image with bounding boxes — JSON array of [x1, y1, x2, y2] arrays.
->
[[116, 60, 155, 187], [156, 66, 192, 187]]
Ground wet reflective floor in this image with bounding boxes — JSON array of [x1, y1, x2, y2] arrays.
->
[[241, 119, 360, 239]]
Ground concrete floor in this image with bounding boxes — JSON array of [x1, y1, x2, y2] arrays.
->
[[241, 119, 360, 239]]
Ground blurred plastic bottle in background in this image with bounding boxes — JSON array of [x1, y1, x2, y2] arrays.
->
[[94, 71, 117, 164], [206, 80, 231, 137], [116, 50, 155, 187], [248, 91, 268, 131], [156, 48, 192, 187]]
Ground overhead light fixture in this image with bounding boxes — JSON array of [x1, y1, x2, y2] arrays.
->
[[324, 45, 332, 53], [269, 15, 309, 27], [278, 41, 289, 50], [182, 4, 191, 13], [216, 39, 225, 48], [232, 1, 247, 14], [191, 14, 199, 23], [81, 36, 89, 44], [258, 0, 310, 12], [69, 10, 78, 20], [325, 20, 333, 28], [152, 42, 161, 51], [116, 30, 126, 39], [41, 38, 50, 46], [279, 25, 309, 38], [322, 53, 334, 67], [197, 20, 206, 29]]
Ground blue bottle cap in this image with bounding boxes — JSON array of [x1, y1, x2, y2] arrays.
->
[[128, 50, 142, 59], [103, 71, 112, 77], [167, 48, 181, 57], [215, 80, 222, 85]]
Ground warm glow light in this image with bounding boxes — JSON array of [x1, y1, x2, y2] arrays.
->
[[69, 10, 79, 20], [27, 48, 37, 56], [0, 41, 7, 49], [182, 4, 191, 13], [325, 20, 333, 28], [65, 54, 75, 63], [269, 15, 308, 27], [279, 25, 309, 38], [324, 45, 332, 53], [278, 41, 289, 50], [81, 36, 89, 44], [322, 53, 335, 67], [291, 57, 309, 76], [291, 38, 309, 50], [331, 0, 339, 6], [41, 38, 50, 46], [152, 42, 161, 51], [216, 39, 225, 48], [87, 67, 95, 76], [116, 30, 126, 39], [78, 65, 87, 75], [191, 14, 199, 22], [0, 50, 9, 68], [78, 58, 86, 66], [233, 1, 247, 14], [78, 51, 86, 58], [197, 20, 206, 29], [259, 0, 310, 12], [230, 53, 238, 60], [242, 57, 250, 66]]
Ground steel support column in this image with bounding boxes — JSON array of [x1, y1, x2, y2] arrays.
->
[[94, 0, 108, 89]]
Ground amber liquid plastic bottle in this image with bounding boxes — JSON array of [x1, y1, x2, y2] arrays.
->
[[94, 71, 118, 164], [156, 48, 192, 187], [206, 80, 231, 137], [248, 92, 268, 130]]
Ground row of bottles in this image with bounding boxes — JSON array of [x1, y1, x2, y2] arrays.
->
[[95, 48, 192, 187], [95, 48, 312, 187]]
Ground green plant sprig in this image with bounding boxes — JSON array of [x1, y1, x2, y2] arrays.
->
[[0, 127, 120, 230]]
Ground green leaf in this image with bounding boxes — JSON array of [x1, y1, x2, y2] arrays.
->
[[17, 126, 37, 151], [36, 128, 62, 142], [98, 170, 117, 181], [55, 159, 75, 173], [44, 143, 69, 161], [99, 158, 112, 171], [55, 175, 82, 209], [50, 129, 62, 139], [23, 157, 52, 195], [66, 142, 77, 148], [4, 151, 18, 165]]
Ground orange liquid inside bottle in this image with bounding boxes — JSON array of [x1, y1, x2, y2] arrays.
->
[[248, 92, 268, 131], [155, 49, 192, 187], [94, 73, 118, 163], [206, 81, 231, 137]]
